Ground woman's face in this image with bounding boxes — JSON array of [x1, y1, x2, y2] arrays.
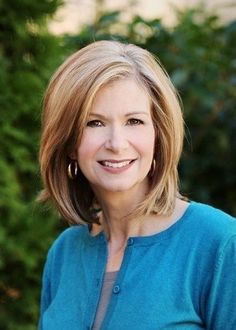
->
[[76, 78, 155, 197]]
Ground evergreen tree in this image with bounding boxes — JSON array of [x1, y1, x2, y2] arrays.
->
[[0, 1, 63, 328]]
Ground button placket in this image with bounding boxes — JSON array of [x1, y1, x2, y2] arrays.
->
[[101, 239, 133, 328]]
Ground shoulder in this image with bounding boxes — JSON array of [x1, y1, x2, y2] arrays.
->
[[55, 224, 88, 244], [186, 201, 236, 247], [55, 224, 88, 245], [46, 225, 89, 261], [189, 201, 235, 227]]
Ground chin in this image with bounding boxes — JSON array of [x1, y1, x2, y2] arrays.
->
[[103, 185, 133, 193], [94, 179, 146, 195]]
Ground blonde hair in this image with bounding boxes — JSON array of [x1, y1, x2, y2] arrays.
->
[[38, 40, 184, 225]]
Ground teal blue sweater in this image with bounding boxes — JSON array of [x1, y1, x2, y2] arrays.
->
[[39, 202, 236, 329]]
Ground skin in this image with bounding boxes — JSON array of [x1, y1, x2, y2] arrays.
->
[[75, 78, 189, 271]]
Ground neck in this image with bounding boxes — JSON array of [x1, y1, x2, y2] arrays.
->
[[91, 181, 149, 243], [91, 196, 189, 272], [91, 197, 189, 244]]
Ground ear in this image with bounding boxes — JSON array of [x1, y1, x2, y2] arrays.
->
[[67, 147, 77, 160]]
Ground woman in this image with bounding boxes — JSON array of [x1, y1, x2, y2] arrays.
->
[[38, 40, 236, 329]]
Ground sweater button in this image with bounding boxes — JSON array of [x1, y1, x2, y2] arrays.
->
[[113, 285, 121, 294], [127, 238, 134, 246]]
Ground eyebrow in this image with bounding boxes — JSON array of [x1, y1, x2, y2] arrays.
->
[[88, 111, 150, 118]]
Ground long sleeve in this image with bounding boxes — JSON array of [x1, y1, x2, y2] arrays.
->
[[205, 235, 236, 329], [38, 255, 51, 329]]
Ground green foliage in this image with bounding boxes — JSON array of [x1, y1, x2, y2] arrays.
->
[[0, 0, 64, 329], [0, 2, 235, 329]]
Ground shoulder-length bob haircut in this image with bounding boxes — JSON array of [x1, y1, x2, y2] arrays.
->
[[38, 40, 184, 225]]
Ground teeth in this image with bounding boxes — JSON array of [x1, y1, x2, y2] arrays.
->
[[103, 160, 131, 168]]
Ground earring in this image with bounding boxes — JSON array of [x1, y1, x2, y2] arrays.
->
[[149, 159, 156, 177], [68, 160, 78, 179]]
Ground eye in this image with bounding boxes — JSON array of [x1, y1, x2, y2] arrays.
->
[[86, 120, 104, 127], [127, 118, 144, 126]]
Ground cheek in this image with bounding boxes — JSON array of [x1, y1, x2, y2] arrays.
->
[[77, 138, 96, 178], [138, 129, 155, 157], [77, 133, 102, 163]]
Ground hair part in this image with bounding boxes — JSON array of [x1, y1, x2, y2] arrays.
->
[[38, 40, 184, 225]]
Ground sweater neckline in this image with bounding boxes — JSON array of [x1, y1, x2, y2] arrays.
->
[[85, 201, 195, 246]]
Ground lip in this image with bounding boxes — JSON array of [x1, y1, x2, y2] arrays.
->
[[97, 159, 136, 174]]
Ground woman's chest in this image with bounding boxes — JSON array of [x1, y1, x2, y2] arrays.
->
[[42, 243, 206, 329]]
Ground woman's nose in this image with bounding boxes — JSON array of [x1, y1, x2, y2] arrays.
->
[[104, 126, 129, 152]]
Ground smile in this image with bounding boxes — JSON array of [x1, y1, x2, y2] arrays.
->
[[98, 159, 135, 169]]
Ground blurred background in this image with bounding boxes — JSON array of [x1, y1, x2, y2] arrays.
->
[[0, 0, 235, 328]]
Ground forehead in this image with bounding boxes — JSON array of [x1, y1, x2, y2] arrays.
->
[[90, 78, 151, 115]]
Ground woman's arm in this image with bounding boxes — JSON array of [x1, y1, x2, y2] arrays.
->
[[205, 235, 236, 329]]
